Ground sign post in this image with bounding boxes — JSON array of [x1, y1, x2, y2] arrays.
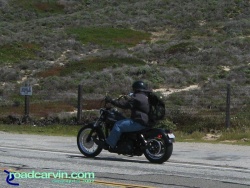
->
[[20, 85, 32, 122]]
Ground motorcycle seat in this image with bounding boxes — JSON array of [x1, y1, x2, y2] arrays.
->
[[134, 127, 151, 134]]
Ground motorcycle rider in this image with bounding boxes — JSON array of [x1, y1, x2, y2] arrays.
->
[[95, 80, 150, 150]]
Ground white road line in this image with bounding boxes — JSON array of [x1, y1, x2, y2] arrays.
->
[[1, 145, 250, 173], [0, 145, 77, 156], [167, 161, 250, 173]]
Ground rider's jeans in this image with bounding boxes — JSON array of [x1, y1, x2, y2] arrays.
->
[[106, 119, 145, 148]]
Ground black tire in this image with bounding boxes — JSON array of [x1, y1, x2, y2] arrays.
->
[[77, 124, 103, 157], [144, 136, 173, 164]]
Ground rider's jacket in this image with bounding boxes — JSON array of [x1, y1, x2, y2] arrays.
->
[[110, 92, 150, 126]]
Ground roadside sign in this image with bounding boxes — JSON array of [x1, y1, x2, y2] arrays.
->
[[20, 86, 32, 96]]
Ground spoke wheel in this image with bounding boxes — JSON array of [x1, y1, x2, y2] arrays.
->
[[77, 125, 102, 157], [144, 137, 173, 164]]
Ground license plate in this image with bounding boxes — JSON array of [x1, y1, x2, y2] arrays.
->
[[168, 133, 175, 139]]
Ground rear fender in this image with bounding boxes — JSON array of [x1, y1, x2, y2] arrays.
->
[[143, 128, 175, 144]]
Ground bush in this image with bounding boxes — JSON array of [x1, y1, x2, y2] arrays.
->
[[0, 67, 20, 81], [66, 27, 151, 48], [155, 119, 177, 131]]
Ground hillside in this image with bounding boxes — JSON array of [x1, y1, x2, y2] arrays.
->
[[0, 0, 249, 131]]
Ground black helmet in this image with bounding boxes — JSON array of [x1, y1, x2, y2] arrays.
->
[[132, 81, 148, 92]]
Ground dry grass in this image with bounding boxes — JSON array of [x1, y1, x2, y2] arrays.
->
[[0, 102, 75, 117], [37, 66, 63, 78], [175, 129, 250, 146], [0, 0, 249, 132]]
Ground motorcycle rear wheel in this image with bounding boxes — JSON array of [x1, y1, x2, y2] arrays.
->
[[77, 124, 103, 157], [144, 136, 173, 164]]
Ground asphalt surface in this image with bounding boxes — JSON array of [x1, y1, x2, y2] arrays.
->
[[0, 131, 250, 188]]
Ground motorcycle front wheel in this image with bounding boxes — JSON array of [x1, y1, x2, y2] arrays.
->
[[144, 136, 173, 164], [77, 124, 103, 157]]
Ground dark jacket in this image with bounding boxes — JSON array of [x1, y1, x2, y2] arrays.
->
[[110, 92, 150, 126]]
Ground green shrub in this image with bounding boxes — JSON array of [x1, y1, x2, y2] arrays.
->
[[155, 119, 177, 131], [12, 0, 65, 13], [66, 27, 151, 47], [166, 42, 198, 54], [0, 43, 40, 63], [60, 56, 145, 76]]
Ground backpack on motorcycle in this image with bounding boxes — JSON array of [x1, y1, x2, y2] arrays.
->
[[147, 92, 165, 127]]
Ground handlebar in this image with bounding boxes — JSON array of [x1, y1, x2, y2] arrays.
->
[[104, 93, 133, 107]]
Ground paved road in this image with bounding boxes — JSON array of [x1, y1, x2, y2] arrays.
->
[[0, 131, 250, 188]]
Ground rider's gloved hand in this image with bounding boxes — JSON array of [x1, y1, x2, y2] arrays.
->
[[105, 96, 113, 103]]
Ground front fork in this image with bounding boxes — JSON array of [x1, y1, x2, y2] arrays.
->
[[86, 129, 95, 142], [86, 119, 100, 142], [86, 119, 107, 142]]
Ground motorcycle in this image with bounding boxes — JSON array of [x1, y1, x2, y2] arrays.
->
[[77, 96, 175, 164]]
